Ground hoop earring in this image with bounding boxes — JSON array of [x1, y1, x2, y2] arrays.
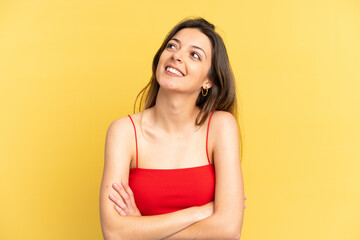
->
[[202, 87, 208, 96]]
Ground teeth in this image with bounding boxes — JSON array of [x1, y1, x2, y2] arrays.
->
[[166, 67, 184, 76]]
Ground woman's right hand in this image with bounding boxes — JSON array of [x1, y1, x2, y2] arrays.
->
[[109, 180, 142, 216]]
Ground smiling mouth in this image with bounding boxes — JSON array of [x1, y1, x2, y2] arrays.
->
[[165, 66, 185, 77]]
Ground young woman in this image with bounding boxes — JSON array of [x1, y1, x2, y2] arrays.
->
[[100, 17, 245, 240]]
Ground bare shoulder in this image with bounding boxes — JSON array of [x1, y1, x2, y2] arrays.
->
[[210, 110, 238, 135], [104, 114, 137, 166], [209, 111, 240, 160], [210, 111, 241, 178], [106, 114, 136, 139]]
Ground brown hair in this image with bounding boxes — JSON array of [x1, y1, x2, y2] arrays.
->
[[133, 17, 242, 159], [134, 17, 238, 123]]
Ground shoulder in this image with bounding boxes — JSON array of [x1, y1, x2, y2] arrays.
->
[[104, 114, 139, 167], [106, 115, 133, 138], [107, 109, 145, 132], [105, 113, 142, 150], [210, 110, 238, 134], [208, 111, 239, 151]]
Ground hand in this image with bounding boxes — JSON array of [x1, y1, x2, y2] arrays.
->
[[108, 180, 141, 216]]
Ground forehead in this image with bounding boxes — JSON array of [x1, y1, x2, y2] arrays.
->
[[171, 28, 212, 56]]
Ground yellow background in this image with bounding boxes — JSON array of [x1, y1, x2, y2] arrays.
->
[[1, 0, 359, 239]]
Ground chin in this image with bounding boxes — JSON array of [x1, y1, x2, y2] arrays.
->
[[158, 79, 182, 93], [159, 81, 177, 90]]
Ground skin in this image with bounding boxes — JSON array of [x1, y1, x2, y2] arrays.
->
[[99, 28, 245, 240]]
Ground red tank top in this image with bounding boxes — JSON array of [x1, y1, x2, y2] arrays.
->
[[127, 111, 216, 216]]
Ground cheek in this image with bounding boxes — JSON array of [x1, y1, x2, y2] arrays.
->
[[191, 65, 209, 80], [156, 57, 164, 76], [158, 50, 168, 64], [156, 53, 167, 71], [203, 64, 212, 79]]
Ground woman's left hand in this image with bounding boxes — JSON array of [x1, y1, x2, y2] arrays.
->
[[108, 180, 141, 216]]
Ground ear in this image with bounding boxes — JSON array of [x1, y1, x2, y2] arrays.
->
[[202, 79, 212, 89]]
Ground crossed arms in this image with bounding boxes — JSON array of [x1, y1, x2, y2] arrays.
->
[[99, 112, 245, 240]]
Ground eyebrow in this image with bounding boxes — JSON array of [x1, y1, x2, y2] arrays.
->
[[170, 38, 207, 59]]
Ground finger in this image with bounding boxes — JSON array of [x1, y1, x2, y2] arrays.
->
[[118, 187, 132, 209], [109, 194, 127, 210], [114, 205, 127, 216], [121, 181, 138, 214], [109, 193, 133, 215], [121, 180, 137, 206], [112, 183, 134, 213], [112, 183, 123, 196]]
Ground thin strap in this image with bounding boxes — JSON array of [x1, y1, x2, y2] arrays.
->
[[206, 110, 216, 164], [127, 115, 138, 168]]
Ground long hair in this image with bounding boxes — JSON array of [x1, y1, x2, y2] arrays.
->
[[133, 17, 243, 159], [134, 17, 237, 123]]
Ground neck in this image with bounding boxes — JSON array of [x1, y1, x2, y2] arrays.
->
[[152, 87, 201, 133]]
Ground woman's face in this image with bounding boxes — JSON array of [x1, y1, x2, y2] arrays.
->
[[156, 28, 212, 94]]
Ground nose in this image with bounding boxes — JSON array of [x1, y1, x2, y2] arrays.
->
[[171, 51, 183, 63]]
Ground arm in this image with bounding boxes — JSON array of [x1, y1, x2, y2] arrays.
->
[[99, 117, 212, 240], [164, 111, 245, 240]]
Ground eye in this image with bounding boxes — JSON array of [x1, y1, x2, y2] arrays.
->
[[166, 43, 176, 49], [191, 52, 201, 60]]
